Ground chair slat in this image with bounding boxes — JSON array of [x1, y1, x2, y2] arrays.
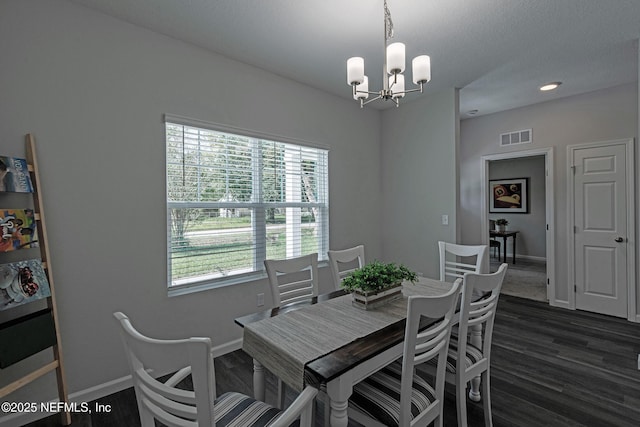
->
[[138, 382, 197, 420], [328, 245, 365, 290], [136, 368, 196, 404]]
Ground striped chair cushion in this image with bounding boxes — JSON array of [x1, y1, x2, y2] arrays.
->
[[349, 361, 437, 427], [214, 392, 298, 427], [441, 334, 484, 373]]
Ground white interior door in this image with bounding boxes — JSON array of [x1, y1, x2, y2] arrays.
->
[[573, 143, 628, 318]]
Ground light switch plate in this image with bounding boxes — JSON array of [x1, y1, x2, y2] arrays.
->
[[442, 215, 449, 225]]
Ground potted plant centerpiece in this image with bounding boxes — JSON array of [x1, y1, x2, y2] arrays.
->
[[495, 218, 509, 232], [341, 261, 418, 309]]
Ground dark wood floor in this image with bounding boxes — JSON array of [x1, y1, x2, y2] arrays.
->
[[26, 295, 640, 426]]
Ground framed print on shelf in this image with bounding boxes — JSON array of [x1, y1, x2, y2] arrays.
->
[[489, 178, 528, 213]]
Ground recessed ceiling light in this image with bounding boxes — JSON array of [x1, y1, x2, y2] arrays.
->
[[467, 109, 478, 115], [540, 82, 562, 91]]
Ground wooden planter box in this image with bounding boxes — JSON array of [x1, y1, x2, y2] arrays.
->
[[351, 282, 403, 310]]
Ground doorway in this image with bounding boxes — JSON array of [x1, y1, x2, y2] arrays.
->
[[480, 148, 555, 304]]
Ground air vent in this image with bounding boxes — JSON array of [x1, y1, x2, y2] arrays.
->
[[500, 129, 532, 146]]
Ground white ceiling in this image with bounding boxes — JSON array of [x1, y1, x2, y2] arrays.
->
[[69, 0, 639, 117]]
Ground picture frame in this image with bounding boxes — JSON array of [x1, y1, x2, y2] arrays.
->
[[489, 178, 528, 213]]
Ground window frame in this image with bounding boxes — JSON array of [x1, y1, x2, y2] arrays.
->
[[164, 114, 329, 295]]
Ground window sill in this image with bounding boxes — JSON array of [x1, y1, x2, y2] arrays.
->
[[168, 261, 329, 298], [168, 272, 267, 297]]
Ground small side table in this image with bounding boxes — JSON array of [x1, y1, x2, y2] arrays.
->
[[489, 230, 519, 264]]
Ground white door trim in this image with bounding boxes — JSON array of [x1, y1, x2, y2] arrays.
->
[[480, 147, 555, 305], [567, 138, 636, 322]]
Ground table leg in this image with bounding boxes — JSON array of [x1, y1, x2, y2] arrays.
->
[[329, 400, 349, 427], [326, 376, 352, 427], [502, 236, 507, 263], [252, 359, 265, 401], [512, 234, 517, 264], [468, 325, 482, 402]]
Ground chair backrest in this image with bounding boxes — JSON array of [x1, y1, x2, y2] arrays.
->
[[456, 263, 508, 372], [114, 312, 216, 427], [398, 279, 462, 426], [264, 253, 319, 307], [438, 241, 488, 282], [327, 245, 365, 290]]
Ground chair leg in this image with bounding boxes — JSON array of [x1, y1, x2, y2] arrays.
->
[[482, 370, 493, 427], [322, 393, 330, 427], [456, 376, 468, 427], [138, 403, 155, 427], [277, 378, 286, 409], [435, 411, 443, 427], [468, 326, 482, 402]]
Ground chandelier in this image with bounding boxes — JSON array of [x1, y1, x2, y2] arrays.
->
[[347, 0, 431, 108]]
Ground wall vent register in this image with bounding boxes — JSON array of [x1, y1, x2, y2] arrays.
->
[[500, 129, 532, 146]]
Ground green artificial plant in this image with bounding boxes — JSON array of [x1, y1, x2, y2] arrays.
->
[[341, 261, 418, 293]]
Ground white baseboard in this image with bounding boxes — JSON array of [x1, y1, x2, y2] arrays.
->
[[550, 299, 570, 309], [0, 338, 243, 426], [211, 337, 243, 358], [516, 254, 546, 262]]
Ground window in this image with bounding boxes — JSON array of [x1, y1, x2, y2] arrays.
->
[[165, 118, 329, 290]]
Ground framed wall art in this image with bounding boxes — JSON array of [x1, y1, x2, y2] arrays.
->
[[489, 178, 528, 213]]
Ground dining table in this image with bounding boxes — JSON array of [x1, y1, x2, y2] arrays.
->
[[235, 277, 478, 427]]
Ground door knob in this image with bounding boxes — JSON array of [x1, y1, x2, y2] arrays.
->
[[614, 237, 624, 243]]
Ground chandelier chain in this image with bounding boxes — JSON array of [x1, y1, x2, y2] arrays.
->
[[384, 0, 394, 40]]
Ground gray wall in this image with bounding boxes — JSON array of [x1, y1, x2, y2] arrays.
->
[[488, 156, 546, 258], [0, 0, 384, 419], [381, 90, 459, 278], [0, 0, 459, 422], [460, 83, 638, 305]]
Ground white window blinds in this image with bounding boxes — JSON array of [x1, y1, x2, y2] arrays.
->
[[166, 121, 329, 288]]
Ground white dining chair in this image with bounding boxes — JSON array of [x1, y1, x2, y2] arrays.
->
[[423, 263, 508, 427], [327, 245, 365, 290], [113, 312, 317, 427], [438, 241, 488, 282], [264, 253, 319, 409], [264, 253, 319, 307], [347, 279, 462, 427]]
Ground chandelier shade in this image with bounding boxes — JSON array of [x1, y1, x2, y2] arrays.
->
[[347, 57, 365, 86], [389, 74, 405, 98], [412, 55, 431, 84], [346, 0, 431, 108], [354, 76, 369, 100], [386, 42, 405, 74]]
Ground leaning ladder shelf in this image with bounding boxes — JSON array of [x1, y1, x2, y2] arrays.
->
[[0, 134, 71, 425]]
